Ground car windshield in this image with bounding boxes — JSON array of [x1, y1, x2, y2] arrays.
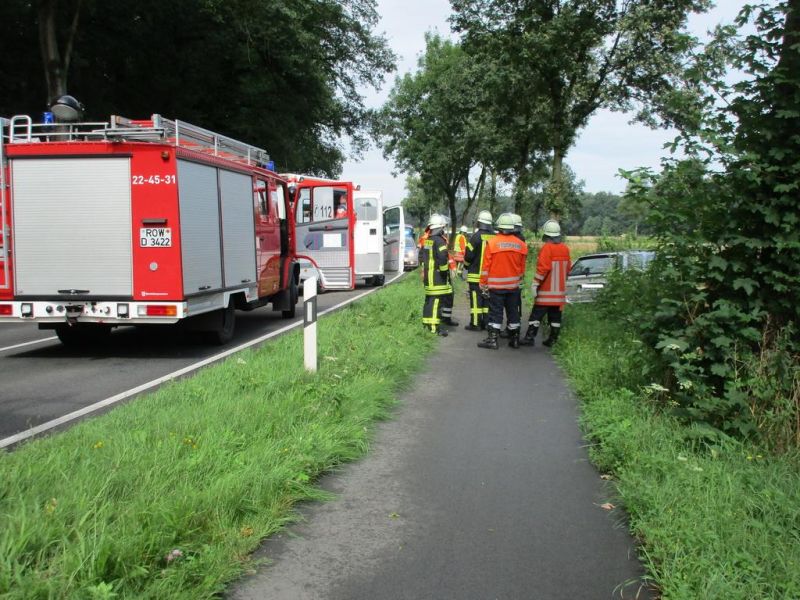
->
[[570, 256, 614, 276]]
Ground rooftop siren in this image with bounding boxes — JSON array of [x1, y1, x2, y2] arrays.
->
[[50, 95, 84, 122]]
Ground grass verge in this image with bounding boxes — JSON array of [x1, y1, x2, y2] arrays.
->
[[0, 275, 436, 599], [556, 303, 800, 599]]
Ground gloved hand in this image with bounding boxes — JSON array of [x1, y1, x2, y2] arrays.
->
[[480, 284, 490, 298], [530, 283, 539, 297]]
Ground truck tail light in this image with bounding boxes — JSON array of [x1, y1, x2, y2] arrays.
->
[[0, 304, 12, 316], [140, 305, 178, 317]]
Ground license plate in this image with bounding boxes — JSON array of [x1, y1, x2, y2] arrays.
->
[[139, 227, 172, 248]]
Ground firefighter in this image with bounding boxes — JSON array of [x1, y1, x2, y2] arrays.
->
[[419, 213, 452, 336], [463, 210, 495, 331], [520, 220, 572, 347], [441, 223, 459, 327], [499, 213, 526, 339], [453, 225, 468, 277], [477, 213, 528, 349], [511, 213, 524, 242]]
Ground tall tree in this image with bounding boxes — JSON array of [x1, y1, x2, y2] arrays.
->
[[0, 0, 395, 176], [620, 1, 800, 443], [378, 35, 490, 238], [450, 0, 710, 216]]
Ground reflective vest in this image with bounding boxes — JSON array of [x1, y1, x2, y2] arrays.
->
[[419, 233, 453, 296], [452, 233, 467, 262], [533, 241, 571, 306], [479, 233, 528, 289], [464, 227, 495, 283]]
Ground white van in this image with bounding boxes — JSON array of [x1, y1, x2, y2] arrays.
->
[[353, 190, 385, 286]]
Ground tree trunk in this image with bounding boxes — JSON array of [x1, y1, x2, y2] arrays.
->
[[459, 165, 486, 227], [37, 0, 82, 104], [447, 188, 459, 250], [548, 144, 565, 220], [489, 169, 497, 216]]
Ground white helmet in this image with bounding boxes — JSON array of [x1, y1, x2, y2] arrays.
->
[[427, 213, 447, 232], [542, 220, 561, 237], [459, 225, 468, 233], [495, 213, 515, 231], [477, 210, 493, 225]]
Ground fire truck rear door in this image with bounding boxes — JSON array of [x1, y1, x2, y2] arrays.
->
[[11, 157, 133, 297]]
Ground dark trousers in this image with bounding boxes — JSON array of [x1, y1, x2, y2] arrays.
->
[[468, 282, 488, 327], [422, 294, 446, 332], [527, 304, 562, 330], [442, 290, 454, 322], [487, 289, 521, 331]]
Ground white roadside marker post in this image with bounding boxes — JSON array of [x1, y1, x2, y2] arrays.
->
[[304, 276, 318, 372]]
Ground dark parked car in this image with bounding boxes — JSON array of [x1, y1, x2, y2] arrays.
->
[[566, 250, 654, 303]]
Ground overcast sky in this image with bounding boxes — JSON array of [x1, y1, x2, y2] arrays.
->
[[341, 0, 751, 206]]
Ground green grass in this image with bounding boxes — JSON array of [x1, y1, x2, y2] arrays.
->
[[0, 276, 436, 599], [556, 304, 800, 599]]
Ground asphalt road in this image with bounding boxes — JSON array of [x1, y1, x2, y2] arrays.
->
[[0, 283, 383, 443], [230, 299, 651, 600]]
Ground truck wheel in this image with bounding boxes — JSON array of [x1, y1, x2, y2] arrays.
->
[[207, 304, 235, 345], [281, 280, 298, 319], [55, 324, 111, 346], [373, 275, 385, 286]]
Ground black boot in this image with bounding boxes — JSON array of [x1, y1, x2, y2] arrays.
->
[[464, 323, 481, 331], [477, 328, 499, 349], [424, 325, 448, 337], [508, 329, 520, 349], [443, 317, 460, 327], [519, 326, 538, 346], [499, 328, 509, 338], [542, 327, 560, 347]]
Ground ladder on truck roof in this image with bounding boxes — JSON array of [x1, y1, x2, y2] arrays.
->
[[0, 117, 9, 290], [4, 113, 271, 169], [111, 115, 271, 168]]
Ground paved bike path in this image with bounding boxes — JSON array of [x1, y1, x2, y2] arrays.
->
[[230, 304, 651, 599]]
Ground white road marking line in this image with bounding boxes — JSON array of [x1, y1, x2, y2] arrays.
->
[[0, 336, 58, 353], [0, 273, 404, 449]]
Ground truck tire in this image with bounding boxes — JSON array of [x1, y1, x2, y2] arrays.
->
[[281, 279, 298, 319], [55, 324, 111, 346], [207, 303, 235, 345], [372, 275, 385, 287]]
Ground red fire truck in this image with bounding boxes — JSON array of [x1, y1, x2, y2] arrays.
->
[[0, 114, 299, 344]]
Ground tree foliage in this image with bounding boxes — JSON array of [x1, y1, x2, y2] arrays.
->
[[377, 35, 492, 236], [0, 0, 395, 176], [616, 1, 800, 448], [450, 0, 710, 216]]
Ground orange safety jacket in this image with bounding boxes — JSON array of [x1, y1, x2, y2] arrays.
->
[[533, 241, 571, 307], [452, 233, 467, 262], [479, 233, 528, 290]]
